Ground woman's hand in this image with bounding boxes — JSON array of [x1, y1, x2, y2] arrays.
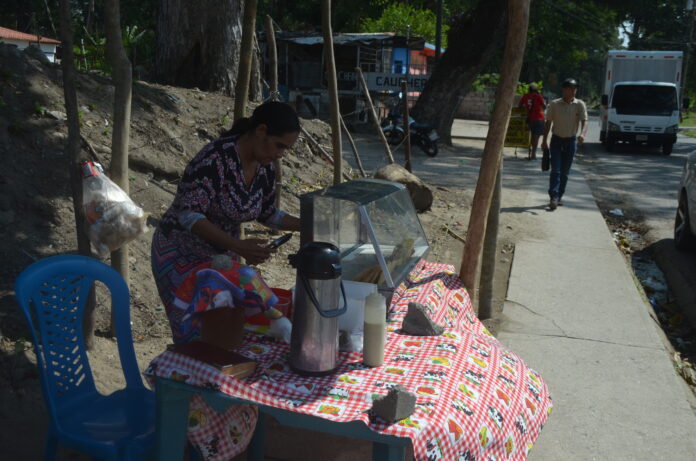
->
[[190, 219, 276, 265], [232, 238, 276, 265]]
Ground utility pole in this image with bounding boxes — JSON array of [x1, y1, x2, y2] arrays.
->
[[435, 0, 443, 63]]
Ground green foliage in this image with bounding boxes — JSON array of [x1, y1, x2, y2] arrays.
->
[[471, 73, 499, 92], [360, 3, 449, 47], [220, 115, 231, 126], [521, 0, 620, 102], [34, 103, 47, 117], [516, 81, 544, 96], [471, 73, 543, 95]]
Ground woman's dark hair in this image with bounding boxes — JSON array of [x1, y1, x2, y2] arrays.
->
[[223, 101, 300, 137]]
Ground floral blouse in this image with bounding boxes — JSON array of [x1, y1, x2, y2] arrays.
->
[[158, 136, 284, 247]]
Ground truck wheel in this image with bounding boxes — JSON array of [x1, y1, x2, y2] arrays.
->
[[662, 142, 673, 155], [675, 193, 696, 250]]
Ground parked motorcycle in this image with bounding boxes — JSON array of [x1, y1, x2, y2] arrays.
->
[[381, 109, 439, 157]]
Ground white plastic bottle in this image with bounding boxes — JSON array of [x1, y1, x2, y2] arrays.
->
[[363, 291, 387, 367]]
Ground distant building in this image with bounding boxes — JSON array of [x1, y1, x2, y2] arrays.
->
[[0, 26, 60, 62], [264, 32, 434, 121]]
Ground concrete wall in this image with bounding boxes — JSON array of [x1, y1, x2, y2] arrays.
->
[[456, 88, 522, 121], [456, 88, 496, 120]]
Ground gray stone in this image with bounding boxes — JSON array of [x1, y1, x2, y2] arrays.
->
[[47, 110, 67, 121], [371, 384, 417, 422], [402, 302, 444, 336], [374, 164, 433, 212]]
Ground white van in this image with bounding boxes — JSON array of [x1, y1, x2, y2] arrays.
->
[[599, 50, 682, 155]]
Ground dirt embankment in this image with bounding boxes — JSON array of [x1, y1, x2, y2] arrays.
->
[[0, 45, 485, 459]]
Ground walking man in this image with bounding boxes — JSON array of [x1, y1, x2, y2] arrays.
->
[[519, 82, 546, 159], [541, 78, 587, 210]]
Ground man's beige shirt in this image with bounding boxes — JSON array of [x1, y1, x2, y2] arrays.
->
[[546, 97, 588, 138]]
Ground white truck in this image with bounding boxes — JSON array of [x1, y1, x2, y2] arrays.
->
[[599, 50, 682, 155]]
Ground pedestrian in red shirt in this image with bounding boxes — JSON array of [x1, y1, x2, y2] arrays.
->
[[519, 83, 546, 160]]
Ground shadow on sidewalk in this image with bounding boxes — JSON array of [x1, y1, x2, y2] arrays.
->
[[501, 204, 547, 215]]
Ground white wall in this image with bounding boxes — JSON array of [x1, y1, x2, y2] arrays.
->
[[0, 38, 57, 62]]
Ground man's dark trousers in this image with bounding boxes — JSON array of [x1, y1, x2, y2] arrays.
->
[[548, 135, 576, 201]]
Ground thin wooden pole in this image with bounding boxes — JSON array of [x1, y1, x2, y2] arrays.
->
[[59, 0, 97, 349], [478, 163, 502, 319], [322, 0, 342, 185], [265, 14, 283, 218], [340, 115, 366, 177], [356, 67, 395, 164], [459, 0, 530, 302], [301, 126, 352, 181], [104, 0, 133, 337], [265, 15, 279, 98], [234, 0, 258, 120], [401, 80, 412, 172]]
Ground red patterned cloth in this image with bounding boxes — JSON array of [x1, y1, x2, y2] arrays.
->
[[145, 261, 553, 460]]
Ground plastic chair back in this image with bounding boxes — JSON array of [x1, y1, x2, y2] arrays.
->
[[14, 254, 152, 460]]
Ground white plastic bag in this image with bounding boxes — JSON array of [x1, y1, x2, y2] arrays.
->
[[82, 161, 148, 257]]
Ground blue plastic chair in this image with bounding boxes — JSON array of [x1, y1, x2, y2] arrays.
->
[[14, 254, 156, 460]]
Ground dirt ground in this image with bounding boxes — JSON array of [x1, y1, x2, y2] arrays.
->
[[0, 45, 528, 460]]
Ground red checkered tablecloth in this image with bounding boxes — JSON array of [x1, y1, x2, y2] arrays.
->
[[146, 261, 552, 460]]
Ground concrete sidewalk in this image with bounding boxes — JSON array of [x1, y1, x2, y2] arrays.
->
[[448, 118, 696, 459]]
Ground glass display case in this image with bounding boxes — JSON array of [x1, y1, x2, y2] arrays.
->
[[299, 179, 430, 294]]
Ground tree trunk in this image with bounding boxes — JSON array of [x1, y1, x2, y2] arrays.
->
[[58, 0, 97, 349], [234, 0, 258, 119], [459, 0, 530, 305], [411, 0, 508, 145], [322, 0, 342, 185], [478, 164, 502, 319], [86, 0, 95, 35], [155, 0, 244, 94], [104, 0, 133, 336]]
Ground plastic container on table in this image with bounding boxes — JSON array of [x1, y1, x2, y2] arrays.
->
[[338, 280, 377, 334]]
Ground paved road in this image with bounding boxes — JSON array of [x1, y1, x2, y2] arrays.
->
[[580, 115, 696, 241], [579, 115, 696, 328]]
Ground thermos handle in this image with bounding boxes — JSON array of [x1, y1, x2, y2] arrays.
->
[[299, 274, 347, 318]]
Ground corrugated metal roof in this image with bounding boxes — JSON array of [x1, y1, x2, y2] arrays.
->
[[276, 32, 424, 49], [0, 26, 60, 44]]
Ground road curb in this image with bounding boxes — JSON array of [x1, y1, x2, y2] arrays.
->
[[450, 135, 487, 141], [651, 238, 696, 329]]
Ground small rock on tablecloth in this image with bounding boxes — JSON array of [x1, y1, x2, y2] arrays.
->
[[371, 384, 417, 423], [402, 302, 444, 336]]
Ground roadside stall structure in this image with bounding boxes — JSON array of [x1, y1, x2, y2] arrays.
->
[[262, 32, 436, 122]]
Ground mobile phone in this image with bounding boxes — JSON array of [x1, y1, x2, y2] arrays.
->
[[267, 233, 293, 249]]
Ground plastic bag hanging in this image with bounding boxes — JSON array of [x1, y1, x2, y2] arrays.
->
[[81, 161, 148, 257]]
